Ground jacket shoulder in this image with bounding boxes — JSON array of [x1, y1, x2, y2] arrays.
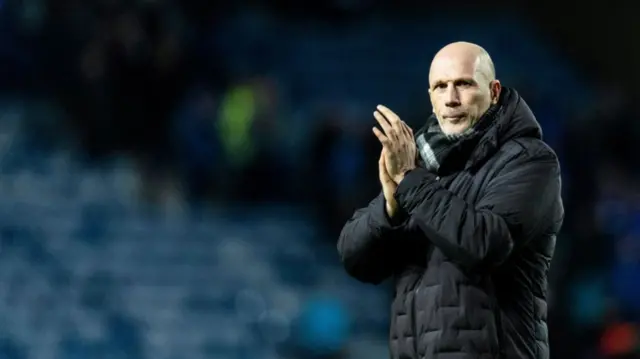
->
[[498, 137, 559, 167]]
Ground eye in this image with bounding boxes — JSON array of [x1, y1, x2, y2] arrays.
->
[[455, 80, 473, 87]]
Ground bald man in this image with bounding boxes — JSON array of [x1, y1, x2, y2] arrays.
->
[[338, 42, 563, 359]]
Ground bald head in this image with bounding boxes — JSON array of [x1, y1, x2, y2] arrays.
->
[[429, 41, 495, 86], [427, 41, 501, 135]]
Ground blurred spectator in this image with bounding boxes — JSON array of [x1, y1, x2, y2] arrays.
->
[[294, 295, 350, 359], [172, 86, 221, 202], [217, 75, 293, 202]]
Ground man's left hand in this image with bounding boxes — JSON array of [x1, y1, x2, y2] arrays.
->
[[372, 104, 417, 185]]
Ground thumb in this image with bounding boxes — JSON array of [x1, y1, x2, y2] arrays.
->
[[378, 151, 392, 182]]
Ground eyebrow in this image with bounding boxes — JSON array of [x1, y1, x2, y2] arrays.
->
[[430, 77, 477, 89]]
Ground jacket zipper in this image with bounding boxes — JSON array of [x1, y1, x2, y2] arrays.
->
[[412, 276, 421, 357], [487, 278, 504, 358]]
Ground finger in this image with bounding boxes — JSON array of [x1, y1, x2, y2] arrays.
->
[[373, 111, 394, 137], [390, 116, 404, 138], [372, 127, 391, 146], [376, 105, 399, 123], [377, 105, 404, 140], [400, 121, 413, 139]]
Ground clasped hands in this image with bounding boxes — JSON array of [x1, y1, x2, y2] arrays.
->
[[372, 105, 417, 217]]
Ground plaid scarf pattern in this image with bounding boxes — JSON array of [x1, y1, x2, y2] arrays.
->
[[416, 104, 500, 173]]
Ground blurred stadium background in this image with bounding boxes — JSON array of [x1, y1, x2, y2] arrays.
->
[[0, 0, 637, 358]]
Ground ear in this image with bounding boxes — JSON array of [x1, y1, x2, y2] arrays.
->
[[490, 80, 502, 104]]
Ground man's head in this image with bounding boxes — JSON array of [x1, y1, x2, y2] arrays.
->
[[428, 41, 501, 135]]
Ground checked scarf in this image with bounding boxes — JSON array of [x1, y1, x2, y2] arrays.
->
[[415, 104, 501, 174]]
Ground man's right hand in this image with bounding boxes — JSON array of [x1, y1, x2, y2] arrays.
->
[[379, 149, 399, 218]]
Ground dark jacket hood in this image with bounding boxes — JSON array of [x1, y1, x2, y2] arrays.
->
[[489, 87, 543, 144], [465, 87, 543, 171]]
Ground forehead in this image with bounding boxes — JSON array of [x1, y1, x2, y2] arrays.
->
[[429, 55, 479, 84]]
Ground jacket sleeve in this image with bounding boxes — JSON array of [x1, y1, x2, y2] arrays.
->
[[337, 192, 408, 284], [393, 149, 562, 271]]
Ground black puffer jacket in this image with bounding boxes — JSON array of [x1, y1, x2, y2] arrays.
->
[[337, 88, 564, 359]]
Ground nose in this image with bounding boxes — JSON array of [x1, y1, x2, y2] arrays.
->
[[445, 85, 461, 107]]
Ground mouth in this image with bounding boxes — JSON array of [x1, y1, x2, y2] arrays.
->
[[443, 114, 466, 123]]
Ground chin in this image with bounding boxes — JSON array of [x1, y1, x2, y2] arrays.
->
[[441, 122, 471, 136]]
